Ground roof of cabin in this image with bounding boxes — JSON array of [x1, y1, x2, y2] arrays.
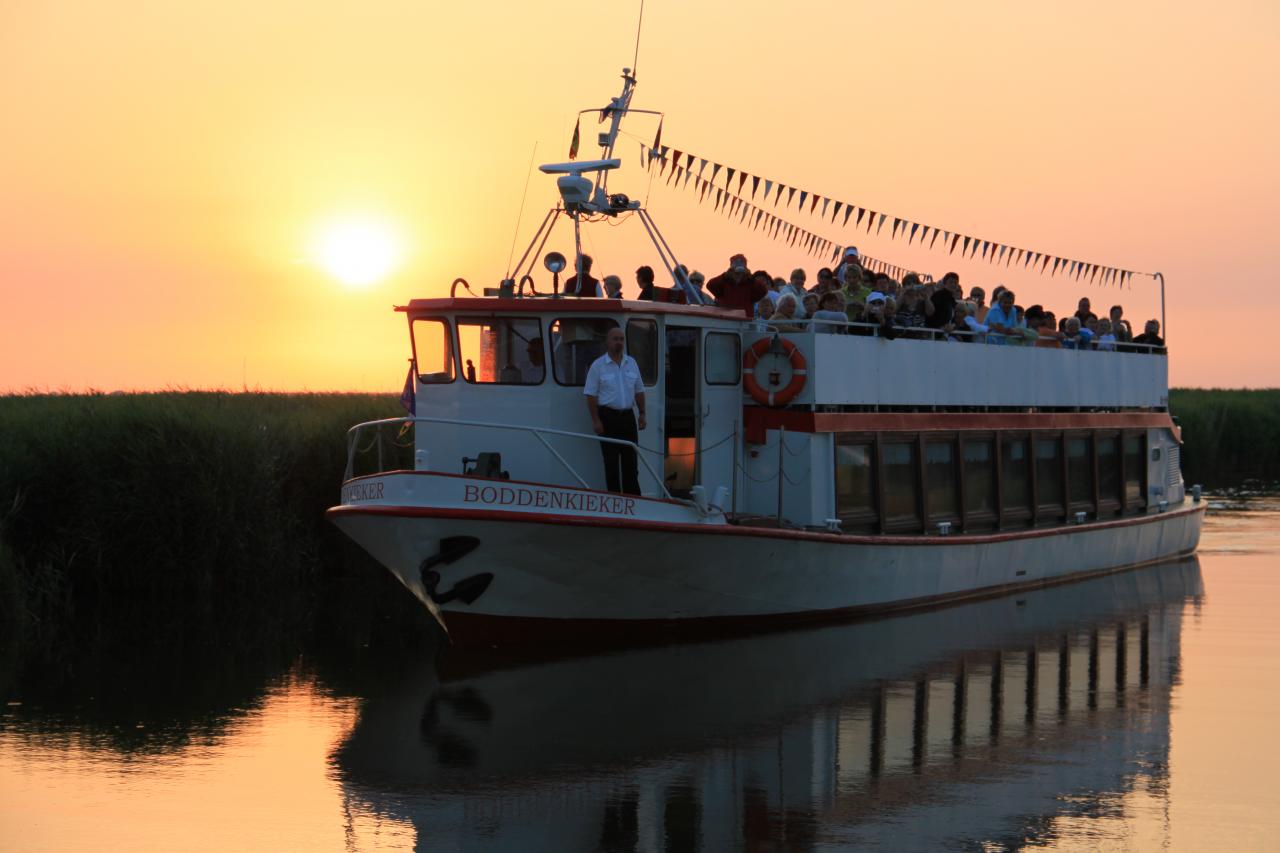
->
[[398, 297, 745, 320]]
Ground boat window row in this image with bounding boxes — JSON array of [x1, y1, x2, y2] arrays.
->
[[412, 316, 669, 387], [835, 430, 1149, 534]]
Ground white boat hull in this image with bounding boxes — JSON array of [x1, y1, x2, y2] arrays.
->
[[327, 471, 1205, 643]]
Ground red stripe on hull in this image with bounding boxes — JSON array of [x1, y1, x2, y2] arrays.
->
[[440, 547, 1200, 647], [326, 501, 1204, 548]]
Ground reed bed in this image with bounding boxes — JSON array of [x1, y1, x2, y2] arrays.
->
[[0, 392, 428, 656], [1170, 389, 1280, 488]]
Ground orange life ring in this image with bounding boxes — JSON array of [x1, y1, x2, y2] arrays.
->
[[742, 335, 807, 407]]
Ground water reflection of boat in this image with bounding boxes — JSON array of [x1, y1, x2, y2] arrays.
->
[[334, 557, 1202, 850]]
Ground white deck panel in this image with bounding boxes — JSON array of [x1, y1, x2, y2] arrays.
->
[[791, 332, 1167, 409]]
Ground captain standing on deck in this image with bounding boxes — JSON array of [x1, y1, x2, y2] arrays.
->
[[584, 327, 646, 495]]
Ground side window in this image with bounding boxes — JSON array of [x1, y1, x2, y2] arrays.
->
[[411, 318, 454, 383], [626, 319, 659, 386], [1035, 436, 1064, 522], [457, 317, 544, 384], [835, 439, 877, 532], [924, 439, 959, 525], [549, 317, 619, 386], [881, 441, 921, 532], [1000, 436, 1031, 522], [705, 332, 741, 385], [962, 438, 997, 527]]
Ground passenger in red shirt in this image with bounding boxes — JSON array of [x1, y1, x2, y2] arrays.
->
[[706, 254, 768, 319]]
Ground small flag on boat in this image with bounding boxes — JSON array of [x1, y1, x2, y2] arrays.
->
[[569, 116, 580, 160], [652, 117, 663, 152]]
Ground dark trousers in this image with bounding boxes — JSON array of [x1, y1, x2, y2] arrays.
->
[[598, 407, 640, 495]]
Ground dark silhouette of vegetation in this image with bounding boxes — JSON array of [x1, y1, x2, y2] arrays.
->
[[0, 392, 434, 663], [1170, 389, 1280, 488]]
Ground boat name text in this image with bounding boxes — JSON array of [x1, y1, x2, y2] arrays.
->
[[463, 484, 637, 516], [342, 481, 385, 503]]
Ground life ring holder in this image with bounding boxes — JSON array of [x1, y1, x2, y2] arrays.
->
[[743, 335, 807, 407]]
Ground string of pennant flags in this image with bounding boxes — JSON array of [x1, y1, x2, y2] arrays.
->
[[641, 141, 928, 282], [638, 141, 1145, 288]]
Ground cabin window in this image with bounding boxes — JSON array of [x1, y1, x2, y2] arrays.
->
[[1067, 435, 1094, 512], [1035, 436, 1065, 523], [549, 317, 619, 386], [411, 318, 455, 383], [881, 441, 921, 532], [705, 332, 741, 385], [924, 440, 959, 525], [962, 438, 997, 527], [626, 319, 659, 386], [1097, 434, 1121, 514], [457, 317, 544, 384], [1123, 433, 1146, 511], [1000, 436, 1031, 522], [835, 440, 877, 531]]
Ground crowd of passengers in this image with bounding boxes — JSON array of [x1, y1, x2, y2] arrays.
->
[[560, 247, 1166, 352]]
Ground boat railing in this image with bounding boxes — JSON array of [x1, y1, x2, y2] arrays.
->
[[755, 318, 1166, 352], [344, 416, 673, 499]]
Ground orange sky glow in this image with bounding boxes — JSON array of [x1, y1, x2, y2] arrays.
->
[[2, 0, 1276, 391]]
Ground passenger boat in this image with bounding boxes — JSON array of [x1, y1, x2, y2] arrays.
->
[[326, 66, 1204, 644]]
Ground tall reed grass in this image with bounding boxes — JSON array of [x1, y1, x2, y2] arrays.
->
[[0, 392, 430, 657], [1170, 388, 1280, 488]]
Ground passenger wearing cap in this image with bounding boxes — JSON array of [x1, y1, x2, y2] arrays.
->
[[707, 254, 768, 319], [835, 246, 862, 283]]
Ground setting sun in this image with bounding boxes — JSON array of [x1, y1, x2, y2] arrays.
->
[[309, 216, 405, 287]]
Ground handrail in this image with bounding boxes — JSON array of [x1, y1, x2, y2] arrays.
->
[[757, 317, 1165, 352], [345, 415, 674, 499]]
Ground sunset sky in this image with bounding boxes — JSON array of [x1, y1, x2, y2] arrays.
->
[[2, 0, 1276, 391]]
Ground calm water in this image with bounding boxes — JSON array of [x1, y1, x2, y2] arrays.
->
[[3, 500, 1280, 852]]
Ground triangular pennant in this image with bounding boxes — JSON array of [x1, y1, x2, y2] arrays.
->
[[738, 171, 748, 194], [751, 175, 761, 199], [697, 158, 708, 179], [892, 218, 902, 239], [853, 207, 863, 227], [787, 187, 798, 207], [962, 236, 971, 256], [763, 179, 773, 200], [774, 183, 785, 206], [1041, 255, 1051, 273], [910, 222, 920, 244], [832, 201, 843, 223], [754, 210, 764, 229], [714, 188, 723, 210], [684, 153, 694, 171], [929, 228, 941, 250], [810, 194, 819, 215], [876, 213, 887, 234], [797, 190, 808, 210], [670, 150, 683, 172], [866, 211, 876, 233], [569, 116, 581, 159], [711, 163, 722, 184], [832, 246, 841, 262], [1089, 264, 1099, 284], [821, 198, 830, 218], [652, 118, 663, 151], [951, 234, 961, 255], [724, 167, 735, 189]]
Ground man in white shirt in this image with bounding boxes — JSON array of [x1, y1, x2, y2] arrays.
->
[[584, 327, 647, 495]]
